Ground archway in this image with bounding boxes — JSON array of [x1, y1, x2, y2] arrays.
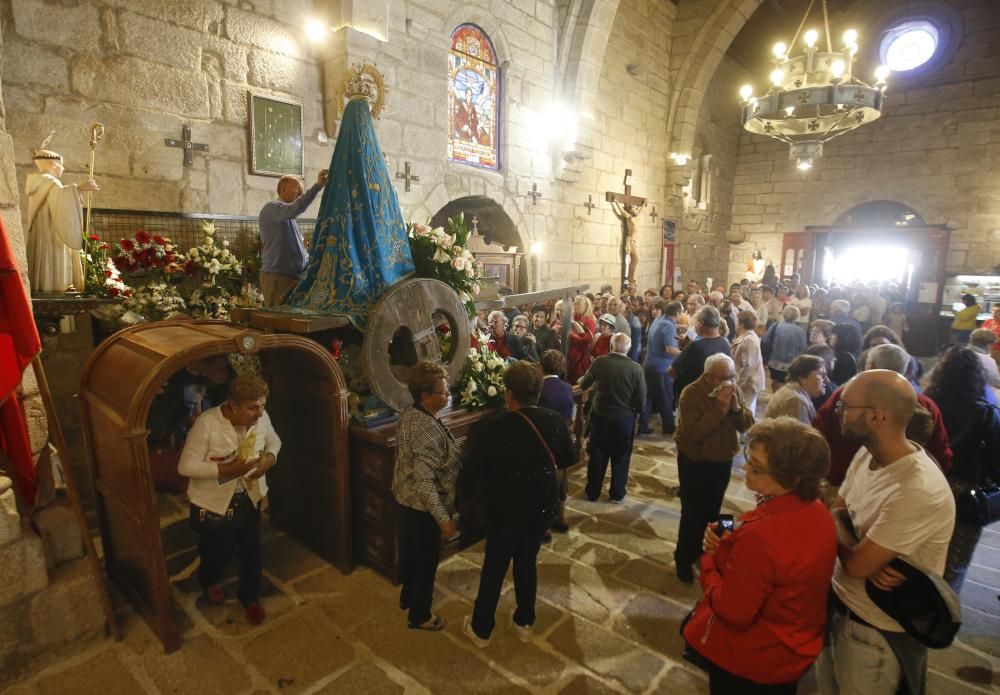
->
[[430, 195, 528, 292], [79, 321, 351, 652]]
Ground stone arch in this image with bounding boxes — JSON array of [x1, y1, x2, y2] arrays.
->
[[667, 0, 763, 154], [443, 11, 513, 66], [556, 0, 622, 114], [833, 201, 926, 227], [410, 175, 529, 247], [824, 193, 942, 227]]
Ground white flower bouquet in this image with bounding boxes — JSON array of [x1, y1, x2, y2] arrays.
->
[[457, 337, 508, 408], [407, 213, 483, 315]]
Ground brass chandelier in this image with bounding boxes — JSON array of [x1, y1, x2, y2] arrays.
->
[[738, 0, 889, 170]]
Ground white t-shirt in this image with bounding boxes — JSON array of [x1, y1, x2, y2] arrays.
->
[[789, 296, 812, 325], [832, 443, 955, 632]]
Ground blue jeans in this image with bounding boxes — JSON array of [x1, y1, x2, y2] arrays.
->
[[585, 413, 636, 500], [639, 366, 674, 433]]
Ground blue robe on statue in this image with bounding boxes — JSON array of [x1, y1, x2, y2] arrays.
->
[[283, 97, 414, 328]]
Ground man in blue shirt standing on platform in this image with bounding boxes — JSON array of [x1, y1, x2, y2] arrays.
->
[[638, 300, 682, 435], [258, 170, 328, 306]]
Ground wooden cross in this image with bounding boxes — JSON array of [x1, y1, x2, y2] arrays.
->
[[604, 168, 647, 207], [605, 169, 647, 290], [395, 162, 419, 192], [164, 124, 209, 167], [583, 194, 596, 215], [528, 182, 541, 205], [649, 205, 658, 221]]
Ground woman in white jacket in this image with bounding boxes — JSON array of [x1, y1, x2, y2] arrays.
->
[[732, 309, 765, 418]]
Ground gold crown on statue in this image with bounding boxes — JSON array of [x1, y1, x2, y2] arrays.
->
[[338, 64, 385, 119]]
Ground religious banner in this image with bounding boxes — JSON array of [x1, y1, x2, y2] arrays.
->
[[661, 219, 676, 290], [448, 24, 500, 170]]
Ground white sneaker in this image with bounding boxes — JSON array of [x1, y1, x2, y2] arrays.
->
[[512, 621, 534, 643], [463, 616, 490, 648]]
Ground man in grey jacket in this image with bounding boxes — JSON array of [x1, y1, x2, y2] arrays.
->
[[578, 333, 647, 502]]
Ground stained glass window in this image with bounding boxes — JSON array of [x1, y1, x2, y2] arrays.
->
[[448, 24, 500, 170]]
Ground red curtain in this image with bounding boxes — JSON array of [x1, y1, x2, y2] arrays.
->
[[0, 216, 42, 505]]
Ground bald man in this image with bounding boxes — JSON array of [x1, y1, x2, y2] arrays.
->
[[817, 370, 955, 695]]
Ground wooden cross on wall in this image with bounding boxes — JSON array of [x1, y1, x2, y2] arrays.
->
[[395, 162, 419, 192], [164, 125, 209, 167], [605, 169, 647, 290], [649, 205, 658, 221], [583, 194, 596, 215]]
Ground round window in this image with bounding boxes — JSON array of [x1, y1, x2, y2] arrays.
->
[[879, 20, 939, 72]]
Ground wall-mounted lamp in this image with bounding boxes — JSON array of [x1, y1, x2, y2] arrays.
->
[[305, 18, 328, 42]]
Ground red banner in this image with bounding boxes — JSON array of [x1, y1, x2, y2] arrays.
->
[[0, 216, 41, 504]]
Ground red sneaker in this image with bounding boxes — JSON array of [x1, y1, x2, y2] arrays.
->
[[203, 586, 225, 605], [245, 601, 266, 625]]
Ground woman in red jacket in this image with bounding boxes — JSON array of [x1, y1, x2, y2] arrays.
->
[[567, 295, 597, 384], [683, 417, 836, 694]]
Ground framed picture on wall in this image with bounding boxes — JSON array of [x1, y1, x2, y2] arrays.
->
[[248, 92, 304, 177]]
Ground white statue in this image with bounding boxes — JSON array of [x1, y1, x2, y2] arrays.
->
[[25, 137, 99, 293]]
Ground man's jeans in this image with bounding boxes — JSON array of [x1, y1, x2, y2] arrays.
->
[[817, 610, 927, 695]]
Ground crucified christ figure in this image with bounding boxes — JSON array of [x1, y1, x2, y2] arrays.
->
[[610, 200, 641, 289]]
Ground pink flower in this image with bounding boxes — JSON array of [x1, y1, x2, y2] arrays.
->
[[451, 257, 466, 271]]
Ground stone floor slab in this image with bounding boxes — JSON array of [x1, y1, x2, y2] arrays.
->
[[313, 662, 404, 695], [34, 651, 143, 695], [242, 611, 355, 694], [138, 633, 251, 695], [547, 615, 667, 693]]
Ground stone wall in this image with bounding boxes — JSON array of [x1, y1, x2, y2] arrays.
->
[[675, 55, 748, 288], [728, 0, 1000, 284], [3, 0, 329, 218]]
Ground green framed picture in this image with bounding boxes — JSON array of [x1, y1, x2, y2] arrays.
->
[[248, 92, 304, 177]]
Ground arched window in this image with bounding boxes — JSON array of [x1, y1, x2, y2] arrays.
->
[[448, 24, 500, 170]]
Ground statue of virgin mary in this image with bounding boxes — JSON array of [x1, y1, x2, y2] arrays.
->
[[283, 75, 414, 328]]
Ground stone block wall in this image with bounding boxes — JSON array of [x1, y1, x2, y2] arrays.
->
[[3, 0, 329, 218], [728, 0, 1000, 284], [675, 54, 748, 288]]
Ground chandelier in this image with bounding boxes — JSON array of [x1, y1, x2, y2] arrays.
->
[[738, 0, 889, 170]]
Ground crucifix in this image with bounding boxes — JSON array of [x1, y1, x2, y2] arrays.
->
[[470, 215, 479, 234], [583, 194, 596, 215], [605, 169, 646, 290], [528, 182, 541, 205], [164, 124, 209, 167], [649, 205, 658, 222], [395, 162, 419, 192]]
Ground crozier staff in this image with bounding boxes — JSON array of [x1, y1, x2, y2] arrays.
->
[[25, 133, 100, 293]]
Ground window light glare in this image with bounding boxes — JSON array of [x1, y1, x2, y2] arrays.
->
[[880, 20, 939, 72], [784, 106, 795, 116], [875, 64, 891, 82]]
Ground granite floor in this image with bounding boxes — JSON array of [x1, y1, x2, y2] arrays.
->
[[4, 431, 1000, 694]]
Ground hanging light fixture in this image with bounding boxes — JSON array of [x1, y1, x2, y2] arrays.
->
[[738, 0, 889, 170]]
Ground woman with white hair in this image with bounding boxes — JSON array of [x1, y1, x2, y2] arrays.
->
[[761, 305, 807, 391]]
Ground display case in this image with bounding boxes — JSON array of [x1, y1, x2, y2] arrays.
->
[[940, 274, 1000, 320]]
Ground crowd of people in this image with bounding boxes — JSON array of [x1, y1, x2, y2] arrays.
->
[[173, 267, 999, 694]]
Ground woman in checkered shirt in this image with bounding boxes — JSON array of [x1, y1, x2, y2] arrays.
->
[[392, 362, 461, 631]]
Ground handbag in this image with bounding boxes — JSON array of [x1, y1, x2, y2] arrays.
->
[[957, 402, 1000, 527]]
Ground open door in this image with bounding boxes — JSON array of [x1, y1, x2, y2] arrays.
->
[[779, 233, 816, 284], [79, 321, 351, 652]]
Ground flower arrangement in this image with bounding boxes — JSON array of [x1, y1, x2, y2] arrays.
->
[[122, 280, 187, 322], [84, 235, 132, 299], [183, 222, 243, 285], [186, 285, 235, 321], [457, 338, 508, 409], [408, 213, 483, 315], [112, 230, 180, 276]]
